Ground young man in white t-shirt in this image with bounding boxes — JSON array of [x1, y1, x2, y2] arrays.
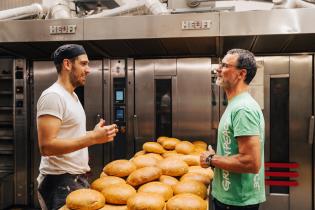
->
[[36, 44, 118, 210]]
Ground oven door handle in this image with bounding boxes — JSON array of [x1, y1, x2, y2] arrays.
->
[[308, 115, 314, 145], [133, 114, 139, 140]]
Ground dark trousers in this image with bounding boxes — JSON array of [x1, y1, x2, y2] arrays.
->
[[213, 198, 260, 210], [38, 174, 89, 210]]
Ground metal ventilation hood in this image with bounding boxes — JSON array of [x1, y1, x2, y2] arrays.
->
[[0, 8, 314, 59]]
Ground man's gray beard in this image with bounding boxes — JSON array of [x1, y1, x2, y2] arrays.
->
[[216, 77, 223, 87]]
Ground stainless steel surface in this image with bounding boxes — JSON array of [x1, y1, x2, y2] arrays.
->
[[0, 18, 84, 42], [174, 58, 212, 141], [260, 56, 289, 210], [127, 58, 135, 158], [84, 13, 219, 40], [13, 59, 28, 204], [32, 61, 57, 208], [0, 9, 314, 58], [155, 59, 176, 76], [258, 55, 313, 210], [289, 55, 312, 210], [134, 59, 155, 150], [220, 8, 315, 36], [84, 60, 104, 180], [308, 116, 314, 145], [103, 59, 111, 164]]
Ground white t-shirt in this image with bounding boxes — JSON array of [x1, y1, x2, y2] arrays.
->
[[37, 82, 90, 175]]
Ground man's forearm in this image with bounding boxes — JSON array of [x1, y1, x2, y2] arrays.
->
[[211, 154, 261, 174]]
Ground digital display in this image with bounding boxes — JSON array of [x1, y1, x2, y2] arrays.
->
[[115, 89, 124, 103], [115, 107, 125, 121]]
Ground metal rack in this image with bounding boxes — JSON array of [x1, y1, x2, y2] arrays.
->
[[0, 58, 14, 208]]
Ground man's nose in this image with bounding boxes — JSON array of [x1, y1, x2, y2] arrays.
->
[[85, 66, 91, 74]]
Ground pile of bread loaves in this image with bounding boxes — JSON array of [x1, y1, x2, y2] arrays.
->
[[59, 136, 214, 210]]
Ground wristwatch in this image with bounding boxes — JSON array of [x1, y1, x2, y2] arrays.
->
[[206, 154, 215, 168]]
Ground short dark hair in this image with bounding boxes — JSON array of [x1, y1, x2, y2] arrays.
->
[[227, 49, 257, 85], [52, 44, 86, 74]]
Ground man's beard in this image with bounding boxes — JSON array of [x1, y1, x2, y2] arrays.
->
[[216, 77, 224, 87], [69, 70, 83, 88]]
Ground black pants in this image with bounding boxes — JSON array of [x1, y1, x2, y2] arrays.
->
[[38, 174, 89, 210], [213, 198, 260, 210]]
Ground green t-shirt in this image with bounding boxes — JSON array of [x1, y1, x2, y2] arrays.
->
[[212, 92, 266, 206]]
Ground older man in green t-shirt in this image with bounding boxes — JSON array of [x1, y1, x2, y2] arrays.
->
[[200, 49, 265, 210]]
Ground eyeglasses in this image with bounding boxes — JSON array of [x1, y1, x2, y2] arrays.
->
[[218, 62, 239, 69]]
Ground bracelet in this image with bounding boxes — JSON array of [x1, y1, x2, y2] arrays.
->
[[206, 154, 215, 168]]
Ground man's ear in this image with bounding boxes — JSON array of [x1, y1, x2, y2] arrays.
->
[[62, 59, 72, 71], [239, 68, 247, 80]]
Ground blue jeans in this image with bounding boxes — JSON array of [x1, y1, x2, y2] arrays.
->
[[213, 198, 260, 210], [38, 173, 89, 210]]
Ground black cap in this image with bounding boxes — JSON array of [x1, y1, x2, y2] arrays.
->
[[52, 44, 86, 65]]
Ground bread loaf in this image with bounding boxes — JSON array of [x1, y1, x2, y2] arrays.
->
[[188, 166, 214, 180], [134, 150, 146, 157], [103, 160, 136, 177], [127, 192, 165, 210], [161, 138, 180, 150], [101, 183, 136, 205], [66, 189, 105, 210], [159, 175, 179, 189], [58, 205, 70, 210], [192, 141, 208, 150], [138, 181, 173, 201], [175, 141, 195, 154], [166, 193, 207, 210], [99, 205, 127, 210], [143, 142, 165, 154], [180, 155, 200, 166], [173, 180, 207, 199], [145, 153, 164, 161], [180, 173, 210, 186], [157, 136, 169, 144], [127, 166, 162, 187], [91, 176, 125, 192], [157, 157, 189, 177], [132, 154, 159, 168]]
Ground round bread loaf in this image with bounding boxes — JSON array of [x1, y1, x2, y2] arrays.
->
[[159, 175, 179, 189], [157, 157, 189, 177], [175, 141, 195, 154], [66, 189, 105, 210], [134, 150, 146, 157], [161, 138, 180, 150], [101, 183, 136, 205], [138, 181, 173, 201], [127, 166, 162, 187], [127, 192, 165, 210], [188, 166, 214, 180], [173, 180, 207, 199], [166, 193, 207, 210], [103, 160, 136, 177], [192, 141, 208, 150], [132, 154, 159, 168], [180, 155, 200, 166], [157, 136, 169, 144], [145, 153, 164, 161], [180, 173, 210, 186], [143, 142, 165, 154], [100, 172, 108, 177], [99, 205, 127, 210], [91, 176, 125, 192], [58, 205, 70, 210], [161, 150, 179, 158]]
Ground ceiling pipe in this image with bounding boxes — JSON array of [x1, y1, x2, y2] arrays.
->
[[286, 0, 315, 8], [86, 0, 169, 18], [0, 3, 44, 20]]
